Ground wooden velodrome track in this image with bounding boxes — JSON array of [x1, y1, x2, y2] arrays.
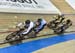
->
[[0, 0, 75, 53]]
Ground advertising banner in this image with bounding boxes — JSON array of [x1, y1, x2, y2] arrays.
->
[[0, 0, 60, 14]]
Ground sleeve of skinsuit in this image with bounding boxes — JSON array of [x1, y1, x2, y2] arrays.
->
[[38, 19, 46, 29], [17, 23, 23, 27], [22, 22, 34, 35], [17, 22, 24, 29]]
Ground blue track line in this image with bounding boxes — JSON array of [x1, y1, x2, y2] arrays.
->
[[0, 33, 75, 53]]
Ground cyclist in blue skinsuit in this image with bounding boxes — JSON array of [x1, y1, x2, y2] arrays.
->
[[34, 18, 47, 33]]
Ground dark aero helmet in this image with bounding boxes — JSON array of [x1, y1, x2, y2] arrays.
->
[[25, 20, 30, 24], [37, 18, 42, 23]]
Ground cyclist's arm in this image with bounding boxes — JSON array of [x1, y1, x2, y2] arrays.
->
[[22, 22, 34, 34]]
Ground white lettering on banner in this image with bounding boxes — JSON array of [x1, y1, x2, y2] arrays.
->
[[0, 0, 60, 14]]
